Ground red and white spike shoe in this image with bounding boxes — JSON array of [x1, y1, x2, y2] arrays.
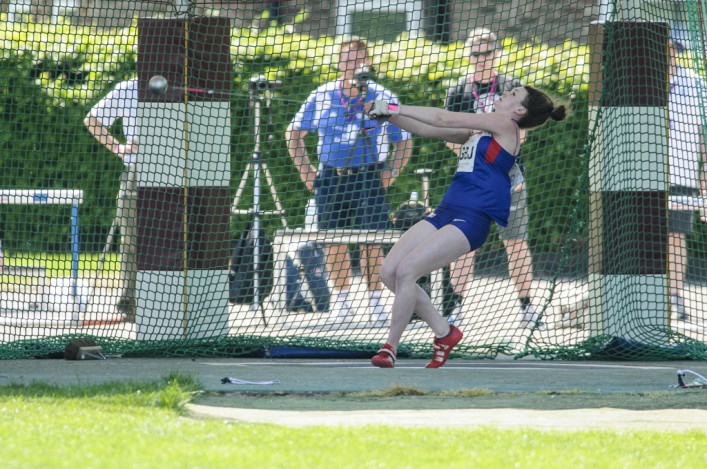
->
[[371, 343, 396, 368], [425, 325, 463, 368]]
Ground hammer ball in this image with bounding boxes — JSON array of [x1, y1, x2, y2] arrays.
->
[[149, 75, 168, 95]]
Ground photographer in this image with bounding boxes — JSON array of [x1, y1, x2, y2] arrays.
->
[[286, 37, 412, 328]]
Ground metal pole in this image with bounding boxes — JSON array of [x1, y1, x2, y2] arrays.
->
[[251, 89, 263, 312], [415, 168, 434, 208], [71, 202, 80, 307]]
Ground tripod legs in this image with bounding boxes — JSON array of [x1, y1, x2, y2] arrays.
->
[[231, 160, 288, 326], [231, 161, 287, 222]]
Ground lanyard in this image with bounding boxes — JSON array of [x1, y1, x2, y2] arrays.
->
[[339, 80, 364, 121], [470, 75, 498, 113]]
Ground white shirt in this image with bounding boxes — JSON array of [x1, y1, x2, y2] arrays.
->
[[669, 67, 707, 188], [90, 78, 138, 164]]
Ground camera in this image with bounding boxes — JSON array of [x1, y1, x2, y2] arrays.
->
[[249, 75, 283, 92], [352, 65, 372, 86]]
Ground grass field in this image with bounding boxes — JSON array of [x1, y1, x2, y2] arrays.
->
[[2, 252, 119, 278], [1, 374, 705, 468]]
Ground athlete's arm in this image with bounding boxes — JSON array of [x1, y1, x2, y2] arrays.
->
[[389, 114, 472, 144]]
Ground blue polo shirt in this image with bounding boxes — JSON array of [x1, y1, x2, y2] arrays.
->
[[290, 80, 411, 168]]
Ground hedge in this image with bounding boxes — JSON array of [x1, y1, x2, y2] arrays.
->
[[2, 16, 703, 263]]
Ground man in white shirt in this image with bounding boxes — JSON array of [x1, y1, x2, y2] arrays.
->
[[667, 37, 707, 320], [83, 78, 139, 321]]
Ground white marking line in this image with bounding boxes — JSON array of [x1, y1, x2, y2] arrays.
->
[[187, 404, 707, 431]]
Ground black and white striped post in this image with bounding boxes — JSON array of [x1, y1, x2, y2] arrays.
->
[[135, 16, 232, 339], [587, 21, 670, 342]]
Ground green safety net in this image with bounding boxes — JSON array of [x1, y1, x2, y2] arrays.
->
[[1, 0, 706, 360]]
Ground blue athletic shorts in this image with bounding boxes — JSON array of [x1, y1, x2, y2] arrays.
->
[[315, 165, 390, 230], [424, 202, 492, 252]]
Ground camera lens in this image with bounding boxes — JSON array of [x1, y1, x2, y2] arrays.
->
[[249, 76, 283, 91]]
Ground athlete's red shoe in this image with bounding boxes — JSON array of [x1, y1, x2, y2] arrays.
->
[[371, 343, 396, 368], [425, 325, 463, 368]]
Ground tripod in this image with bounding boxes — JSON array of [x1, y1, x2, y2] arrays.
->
[[231, 78, 287, 325], [342, 76, 377, 171]]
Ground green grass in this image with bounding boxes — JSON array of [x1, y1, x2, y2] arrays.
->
[[1, 376, 705, 468], [3, 252, 119, 278]]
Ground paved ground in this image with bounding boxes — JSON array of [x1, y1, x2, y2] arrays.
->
[[0, 357, 702, 393], [1, 357, 706, 431]]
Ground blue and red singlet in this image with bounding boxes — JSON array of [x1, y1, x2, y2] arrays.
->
[[440, 131, 516, 227]]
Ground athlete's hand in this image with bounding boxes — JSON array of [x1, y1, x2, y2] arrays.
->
[[366, 100, 400, 119], [111, 139, 139, 158]]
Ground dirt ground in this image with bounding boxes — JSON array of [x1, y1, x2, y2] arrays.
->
[[188, 387, 707, 431], [187, 403, 707, 432]]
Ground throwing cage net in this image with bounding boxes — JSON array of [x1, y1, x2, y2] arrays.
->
[[1, 0, 706, 360]]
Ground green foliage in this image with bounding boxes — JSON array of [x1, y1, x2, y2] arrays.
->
[[2, 16, 594, 257], [219, 26, 594, 257]]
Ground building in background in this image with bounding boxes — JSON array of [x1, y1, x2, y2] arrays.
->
[[2, 0, 605, 46]]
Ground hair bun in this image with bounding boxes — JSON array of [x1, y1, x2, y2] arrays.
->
[[550, 105, 567, 122]]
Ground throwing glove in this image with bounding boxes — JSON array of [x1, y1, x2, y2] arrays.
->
[[368, 100, 400, 118]]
